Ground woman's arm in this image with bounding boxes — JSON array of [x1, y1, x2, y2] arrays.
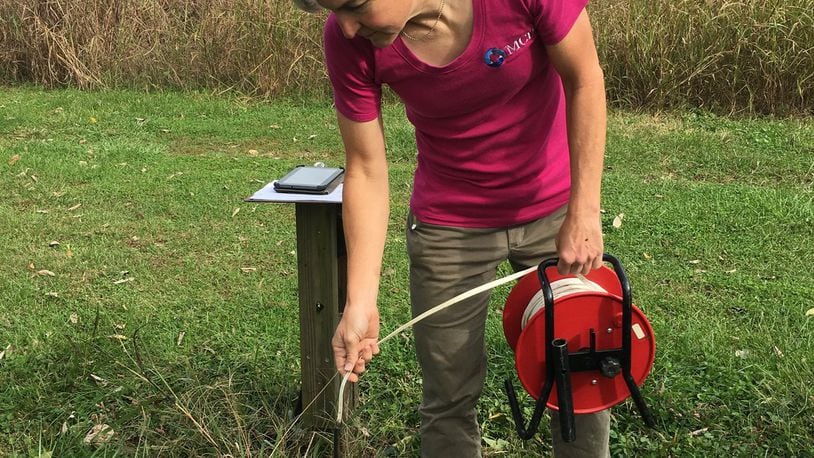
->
[[546, 9, 607, 275], [331, 112, 389, 382]]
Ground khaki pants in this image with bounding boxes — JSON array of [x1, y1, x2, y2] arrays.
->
[[406, 206, 611, 458]]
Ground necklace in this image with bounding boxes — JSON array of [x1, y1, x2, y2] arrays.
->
[[401, 0, 446, 41]]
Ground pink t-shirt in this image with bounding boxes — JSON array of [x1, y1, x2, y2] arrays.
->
[[324, 0, 588, 227]]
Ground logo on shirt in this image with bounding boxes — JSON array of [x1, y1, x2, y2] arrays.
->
[[483, 30, 535, 68], [505, 30, 534, 56], [483, 48, 506, 67]]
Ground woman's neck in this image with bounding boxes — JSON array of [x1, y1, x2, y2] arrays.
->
[[401, 0, 474, 67]]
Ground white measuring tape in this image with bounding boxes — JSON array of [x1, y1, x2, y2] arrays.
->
[[520, 276, 606, 329], [335, 265, 539, 423], [274, 265, 577, 457]]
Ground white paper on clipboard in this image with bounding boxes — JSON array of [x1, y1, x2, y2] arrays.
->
[[245, 181, 343, 204]]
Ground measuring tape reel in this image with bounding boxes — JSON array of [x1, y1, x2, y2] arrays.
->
[[502, 254, 656, 441]]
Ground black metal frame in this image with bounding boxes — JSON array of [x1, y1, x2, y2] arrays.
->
[[504, 254, 656, 441]]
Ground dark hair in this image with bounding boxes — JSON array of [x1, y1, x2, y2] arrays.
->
[[292, 0, 323, 13]]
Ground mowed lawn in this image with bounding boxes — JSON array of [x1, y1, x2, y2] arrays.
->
[[0, 86, 812, 457]]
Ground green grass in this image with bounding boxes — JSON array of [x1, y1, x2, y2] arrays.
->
[[0, 86, 812, 457]]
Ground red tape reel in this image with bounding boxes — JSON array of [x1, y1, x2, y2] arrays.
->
[[503, 266, 656, 414]]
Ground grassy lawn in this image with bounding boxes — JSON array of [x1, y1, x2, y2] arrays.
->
[[0, 86, 812, 457]]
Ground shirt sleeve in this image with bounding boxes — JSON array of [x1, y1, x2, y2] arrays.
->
[[524, 0, 589, 45], [323, 14, 382, 122]]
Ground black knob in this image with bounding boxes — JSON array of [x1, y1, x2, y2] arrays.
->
[[600, 357, 622, 378]]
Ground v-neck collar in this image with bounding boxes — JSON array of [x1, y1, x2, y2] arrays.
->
[[391, 0, 486, 74]]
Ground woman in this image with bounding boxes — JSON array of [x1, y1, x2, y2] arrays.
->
[[293, 0, 609, 455]]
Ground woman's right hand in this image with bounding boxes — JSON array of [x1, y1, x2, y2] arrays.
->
[[331, 112, 388, 383], [331, 304, 380, 382]]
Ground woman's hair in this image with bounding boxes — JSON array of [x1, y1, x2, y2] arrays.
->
[[292, 0, 323, 13]]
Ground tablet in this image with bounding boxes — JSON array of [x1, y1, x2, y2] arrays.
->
[[273, 166, 344, 194]]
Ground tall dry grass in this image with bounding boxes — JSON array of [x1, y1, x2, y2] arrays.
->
[[0, 0, 812, 114], [0, 0, 327, 96], [592, 0, 814, 115]]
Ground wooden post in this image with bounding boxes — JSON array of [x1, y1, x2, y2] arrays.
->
[[295, 202, 356, 428]]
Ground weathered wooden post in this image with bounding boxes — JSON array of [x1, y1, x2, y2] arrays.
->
[[295, 202, 356, 427], [247, 183, 356, 429]]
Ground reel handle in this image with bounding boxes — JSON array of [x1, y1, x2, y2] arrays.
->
[[536, 254, 631, 320], [553, 339, 576, 442]]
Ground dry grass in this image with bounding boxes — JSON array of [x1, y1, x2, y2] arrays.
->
[[0, 0, 327, 96], [0, 0, 812, 114], [592, 0, 814, 115]]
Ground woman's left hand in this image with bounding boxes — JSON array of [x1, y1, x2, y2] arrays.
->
[[555, 209, 604, 275]]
